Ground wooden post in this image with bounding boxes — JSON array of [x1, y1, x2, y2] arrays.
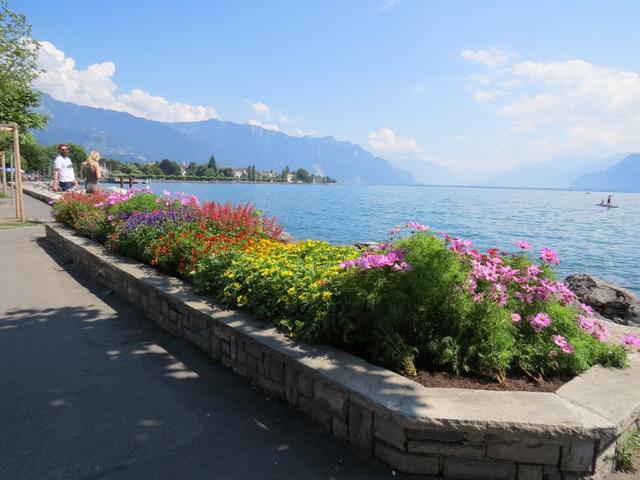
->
[[11, 124, 25, 222], [0, 151, 6, 197]]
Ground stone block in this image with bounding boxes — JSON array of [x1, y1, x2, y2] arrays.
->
[[298, 396, 332, 430], [298, 373, 313, 397], [213, 324, 231, 341], [221, 340, 230, 357], [594, 438, 616, 475], [487, 435, 560, 464], [465, 430, 486, 444], [517, 464, 543, 480], [374, 441, 439, 475], [230, 336, 237, 360], [314, 383, 348, 418], [407, 440, 485, 459], [373, 414, 406, 450], [284, 365, 298, 406], [561, 439, 596, 472], [408, 428, 465, 443], [332, 416, 349, 441], [210, 334, 221, 360], [257, 374, 285, 397], [246, 341, 264, 360], [247, 356, 258, 382], [349, 401, 373, 452], [443, 457, 515, 480], [266, 355, 284, 384]]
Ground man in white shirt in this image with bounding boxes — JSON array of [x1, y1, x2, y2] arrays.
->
[[52, 144, 78, 192]]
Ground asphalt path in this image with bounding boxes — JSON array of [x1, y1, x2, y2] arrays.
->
[[0, 195, 410, 480]]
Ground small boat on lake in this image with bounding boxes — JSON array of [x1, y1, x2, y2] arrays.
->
[[596, 203, 619, 208]]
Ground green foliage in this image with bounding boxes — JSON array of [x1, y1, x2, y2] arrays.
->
[[331, 233, 515, 377], [158, 159, 181, 176], [616, 429, 640, 473], [0, 1, 48, 130]]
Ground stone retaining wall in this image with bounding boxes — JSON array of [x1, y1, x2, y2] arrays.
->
[[45, 223, 640, 480]]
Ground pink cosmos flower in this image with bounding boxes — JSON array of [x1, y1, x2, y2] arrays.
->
[[540, 247, 560, 265], [580, 303, 595, 317], [511, 313, 521, 323], [529, 312, 552, 333], [622, 334, 640, 347], [592, 321, 609, 341], [516, 240, 532, 250], [552, 335, 574, 354], [577, 315, 595, 333]]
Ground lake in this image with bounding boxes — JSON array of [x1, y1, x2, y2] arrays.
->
[[147, 182, 640, 296]]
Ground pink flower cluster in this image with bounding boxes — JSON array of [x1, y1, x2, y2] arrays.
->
[[340, 249, 411, 271], [576, 315, 609, 341], [442, 235, 574, 308], [529, 312, 552, 332], [540, 247, 560, 265], [552, 335, 574, 354], [390, 223, 430, 238], [622, 334, 640, 348], [157, 190, 200, 207], [95, 187, 152, 207]]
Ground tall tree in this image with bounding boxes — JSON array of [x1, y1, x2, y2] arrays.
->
[[207, 154, 218, 175], [0, 0, 47, 131]]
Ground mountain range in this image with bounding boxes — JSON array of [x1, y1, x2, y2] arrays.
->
[[33, 94, 639, 190], [33, 94, 415, 185]]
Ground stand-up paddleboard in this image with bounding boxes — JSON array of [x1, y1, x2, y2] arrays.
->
[[596, 204, 619, 208]]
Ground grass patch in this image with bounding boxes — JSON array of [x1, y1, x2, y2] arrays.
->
[[616, 428, 640, 472]]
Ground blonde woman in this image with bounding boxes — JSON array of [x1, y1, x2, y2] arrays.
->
[[80, 151, 103, 194]]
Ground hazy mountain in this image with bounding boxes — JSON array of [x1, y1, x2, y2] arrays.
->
[[33, 94, 416, 184], [383, 154, 458, 185], [570, 153, 640, 192], [485, 153, 625, 189]]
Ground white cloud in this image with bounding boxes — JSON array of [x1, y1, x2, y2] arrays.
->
[[461, 47, 515, 68], [465, 53, 640, 161], [250, 101, 271, 118], [473, 90, 498, 102], [33, 41, 218, 122], [380, 0, 399, 10], [368, 128, 420, 154], [246, 119, 281, 132]]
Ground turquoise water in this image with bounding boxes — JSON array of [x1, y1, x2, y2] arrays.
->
[[149, 182, 640, 296]]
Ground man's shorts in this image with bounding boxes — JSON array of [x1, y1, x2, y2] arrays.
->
[[59, 182, 74, 191]]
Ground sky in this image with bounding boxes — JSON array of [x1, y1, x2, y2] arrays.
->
[[11, 0, 640, 181]]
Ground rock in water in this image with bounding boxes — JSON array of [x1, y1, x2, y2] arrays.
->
[[565, 274, 640, 326]]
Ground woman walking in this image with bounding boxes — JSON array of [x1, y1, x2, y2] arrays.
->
[[80, 151, 103, 194]]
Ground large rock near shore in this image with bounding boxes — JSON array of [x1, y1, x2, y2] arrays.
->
[[565, 274, 640, 326]]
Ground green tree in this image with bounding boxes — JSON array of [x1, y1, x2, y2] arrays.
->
[[0, 1, 47, 131], [158, 159, 180, 175], [295, 168, 311, 182], [220, 167, 234, 178], [207, 155, 218, 175]]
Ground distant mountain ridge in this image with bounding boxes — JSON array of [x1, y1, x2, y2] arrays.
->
[[485, 153, 626, 189], [33, 94, 416, 185], [570, 153, 640, 192]]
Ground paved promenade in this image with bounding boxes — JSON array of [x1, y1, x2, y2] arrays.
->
[[0, 193, 407, 479]]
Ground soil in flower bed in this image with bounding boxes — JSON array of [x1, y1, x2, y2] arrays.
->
[[412, 368, 568, 392]]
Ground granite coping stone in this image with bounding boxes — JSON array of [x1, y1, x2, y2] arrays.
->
[[46, 223, 640, 441]]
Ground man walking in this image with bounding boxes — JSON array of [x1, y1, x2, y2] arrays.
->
[[52, 144, 77, 192]]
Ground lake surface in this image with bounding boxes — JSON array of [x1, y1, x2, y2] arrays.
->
[[148, 182, 640, 296]]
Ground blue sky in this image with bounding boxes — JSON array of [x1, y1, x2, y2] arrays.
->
[[12, 0, 640, 181]]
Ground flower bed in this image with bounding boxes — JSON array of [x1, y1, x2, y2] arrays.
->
[[51, 189, 638, 385]]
